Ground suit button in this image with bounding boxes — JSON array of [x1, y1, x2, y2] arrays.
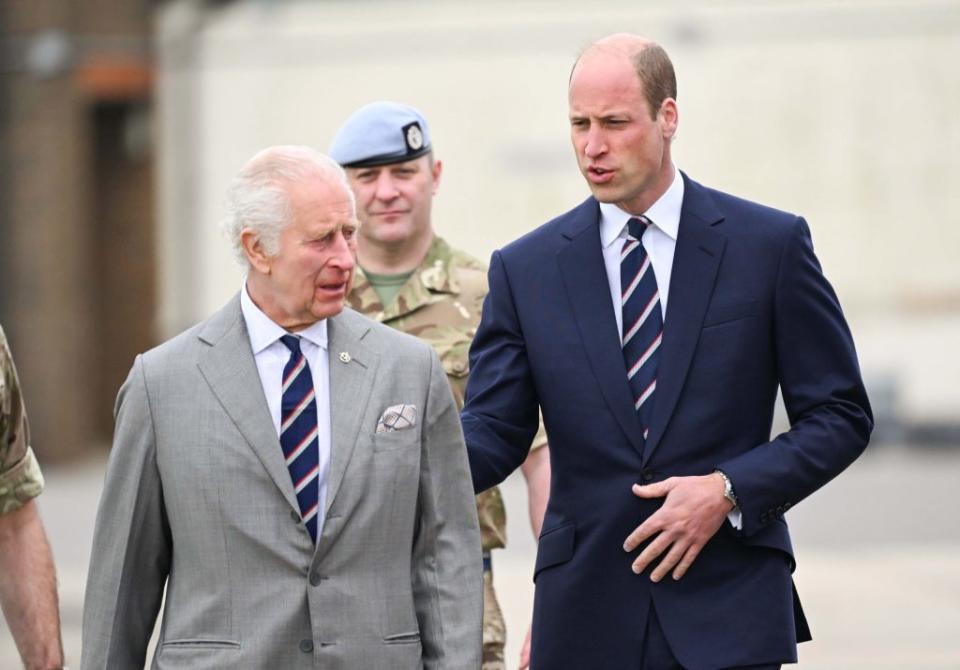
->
[[290, 510, 300, 523], [309, 572, 321, 586], [299, 639, 314, 653], [759, 511, 769, 523], [641, 468, 654, 482]]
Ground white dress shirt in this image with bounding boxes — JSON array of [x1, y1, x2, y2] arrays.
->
[[597, 168, 742, 528], [598, 167, 683, 338], [240, 284, 333, 533]]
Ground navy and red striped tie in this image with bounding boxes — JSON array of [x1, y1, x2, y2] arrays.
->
[[620, 216, 663, 445], [280, 335, 320, 543]]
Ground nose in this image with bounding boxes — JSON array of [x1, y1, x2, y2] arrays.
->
[[330, 231, 356, 271], [583, 127, 606, 158], [373, 172, 400, 201]]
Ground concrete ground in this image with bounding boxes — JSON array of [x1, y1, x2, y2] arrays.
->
[[2, 444, 959, 668]]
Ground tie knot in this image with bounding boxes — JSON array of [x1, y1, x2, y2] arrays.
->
[[626, 216, 652, 241], [280, 334, 302, 355]]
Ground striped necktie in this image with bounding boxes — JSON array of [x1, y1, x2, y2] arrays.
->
[[280, 334, 320, 543], [620, 216, 663, 444]]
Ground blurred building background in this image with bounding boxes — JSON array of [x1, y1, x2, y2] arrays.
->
[[2, 0, 958, 462], [1, 0, 959, 667], [1, 0, 156, 460]]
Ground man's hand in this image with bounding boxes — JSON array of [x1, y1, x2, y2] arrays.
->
[[518, 623, 532, 669], [520, 445, 550, 538], [623, 473, 733, 582]]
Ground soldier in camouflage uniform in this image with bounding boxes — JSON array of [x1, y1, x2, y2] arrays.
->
[[331, 102, 550, 670], [0, 324, 64, 668]]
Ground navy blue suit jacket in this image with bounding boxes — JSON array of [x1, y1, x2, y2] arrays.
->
[[462, 174, 872, 669]]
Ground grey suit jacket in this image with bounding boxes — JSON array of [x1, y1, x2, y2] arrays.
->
[[81, 296, 482, 669]]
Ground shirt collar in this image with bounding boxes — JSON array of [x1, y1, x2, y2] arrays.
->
[[598, 167, 684, 248], [240, 282, 329, 354]]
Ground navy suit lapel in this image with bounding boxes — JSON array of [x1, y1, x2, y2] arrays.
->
[[557, 198, 646, 456], [642, 174, 727, 463]]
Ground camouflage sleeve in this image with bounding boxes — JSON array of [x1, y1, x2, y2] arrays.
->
[[0, 326, 44, 514]]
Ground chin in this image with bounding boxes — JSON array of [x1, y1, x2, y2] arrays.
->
[[312, 301, 345, 321], [376, 227, 414, 244], [588, 187, 619, 203]]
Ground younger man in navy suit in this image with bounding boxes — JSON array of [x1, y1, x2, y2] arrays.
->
[[462, 34, 872, 669]]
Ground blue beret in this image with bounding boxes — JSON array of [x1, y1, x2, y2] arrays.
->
[[329, 101, 432, 168]]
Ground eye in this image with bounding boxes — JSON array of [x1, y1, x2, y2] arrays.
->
[[342, 226, 356, 240]]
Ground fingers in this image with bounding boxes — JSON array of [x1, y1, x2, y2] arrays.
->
[[630, 531, 672, 575], [631, 477, 674, 499], [623, 514, 662, 552], [631, 535, 703, 582], [671, 543, 703, 581], [649, 540, 692, 582], [626, 475, 721, 581]]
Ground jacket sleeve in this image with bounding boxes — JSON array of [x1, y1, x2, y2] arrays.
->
[[412, 346, 483, 669], [81, 355, 171, 667], [461, 250, 541, 493], [718, 217, 873, 537]]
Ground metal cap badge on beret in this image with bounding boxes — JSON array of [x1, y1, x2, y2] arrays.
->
[[329, 101, 432, 168]]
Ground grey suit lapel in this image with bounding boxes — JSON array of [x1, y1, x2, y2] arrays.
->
[[196, 294, 300, 512], [324, 308, 379, 517]]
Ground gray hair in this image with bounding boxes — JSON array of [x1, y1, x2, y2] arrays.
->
[[221, 145, 355, 267]]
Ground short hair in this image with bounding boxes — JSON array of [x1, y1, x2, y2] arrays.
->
[[221, 146, 355, 268], [632, 44, 677, 120]]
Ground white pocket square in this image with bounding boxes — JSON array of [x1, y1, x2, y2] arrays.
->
[[376, 404, 418, 433]]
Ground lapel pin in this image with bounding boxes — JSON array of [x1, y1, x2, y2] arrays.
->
[[339, 351, 351, 363]]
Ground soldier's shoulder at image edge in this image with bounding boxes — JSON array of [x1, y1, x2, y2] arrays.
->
[[0, 324, 45, 517]]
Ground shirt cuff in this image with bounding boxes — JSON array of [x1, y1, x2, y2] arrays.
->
[[726, 507, 743, 531]]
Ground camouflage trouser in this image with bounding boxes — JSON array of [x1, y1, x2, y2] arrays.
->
[[482, 560, 506, 670]]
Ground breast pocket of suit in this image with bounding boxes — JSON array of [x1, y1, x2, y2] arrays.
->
[[372, 425, 421, 452], [373, 403, 421, 452], [701, 299, 757, 329], [692, 300, 762, 383]]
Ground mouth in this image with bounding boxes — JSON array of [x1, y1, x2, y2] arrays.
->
[[317, 281, 348, 297], [584, 165, 616, 184], [586, 166, 615, 184], [372, 209, 410, 218]]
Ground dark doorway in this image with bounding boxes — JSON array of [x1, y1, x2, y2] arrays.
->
[[90, 101, 157, 438]]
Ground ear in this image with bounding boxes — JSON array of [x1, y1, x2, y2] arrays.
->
[[430, 158, 443, 195], [241, 228, 272, 274], [659, 98, 679, 140]]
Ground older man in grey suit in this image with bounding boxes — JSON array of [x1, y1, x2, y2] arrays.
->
[[81, 146, 482, 669]]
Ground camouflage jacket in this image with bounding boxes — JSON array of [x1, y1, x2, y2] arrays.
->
[[0, 325, 44, 515], [348, 236, 546, 551]]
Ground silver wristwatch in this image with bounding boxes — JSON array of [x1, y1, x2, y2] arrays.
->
[[715, 469, 738, 507]]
